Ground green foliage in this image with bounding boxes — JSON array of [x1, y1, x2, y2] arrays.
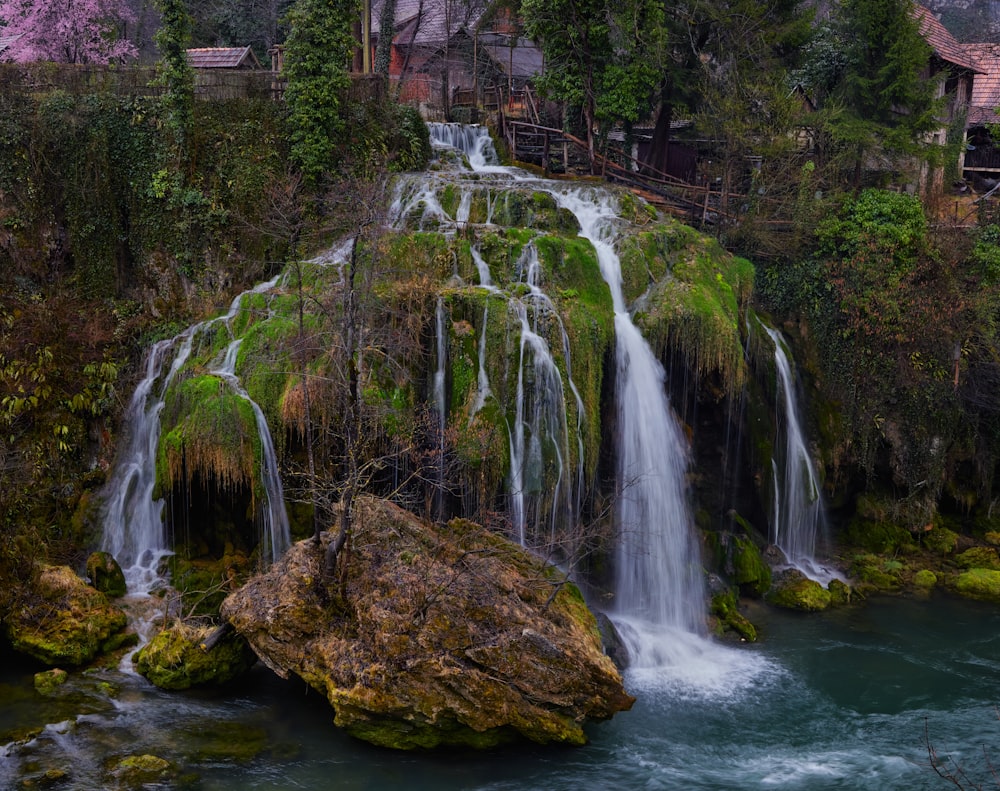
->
[[152, 0, 196, 154], [522, 0, 667, 150], [798, 0, 945, 184], [283, 0, 358, 182], [759, 189, 977, 490]]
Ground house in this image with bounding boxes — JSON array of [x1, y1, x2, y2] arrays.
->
[[911, 5, 980, 192], [186, 47, 263, 70], [962, 43, 1000, 185], [371, 0, 540, 115]]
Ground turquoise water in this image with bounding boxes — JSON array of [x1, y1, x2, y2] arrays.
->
[[3, 594, 1000, 789]]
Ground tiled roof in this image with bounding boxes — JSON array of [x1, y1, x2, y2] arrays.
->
[[186, 46, 261, 69], [965, 43, 1000, 125], [913, 4, 980, 71], [373, 0, 488, 46]]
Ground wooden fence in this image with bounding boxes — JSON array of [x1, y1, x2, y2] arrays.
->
[[0, 63, 386, 105]]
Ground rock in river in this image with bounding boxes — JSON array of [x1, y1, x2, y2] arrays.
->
[[221, 497, 634, 749]]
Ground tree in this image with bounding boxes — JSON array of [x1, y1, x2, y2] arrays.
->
[[522, 0, 666, 162], [797, 0, 943, 188], [153, 0, 195, 155], [0, 0, 137, 62], [282, 0, 358, 184]]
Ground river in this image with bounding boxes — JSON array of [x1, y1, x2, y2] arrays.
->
[[3, 592, 999, 789]]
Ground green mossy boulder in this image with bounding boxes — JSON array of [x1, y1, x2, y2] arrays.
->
[[954, 569, 1000, 603], [111, 754, 173, 786], [913, 569, 938, 590], [924, 527, 959, 555], [222, 497, 634, 750], [134, 622, 257, 690], [4, 565, 128, 666], [33, 668, 69, 696], [766, 570, 832, 611], [827, 578, 852, 606], [710, 590, 758, 641], [955, 547, 1000, 570], [85, 551, 127, 598]]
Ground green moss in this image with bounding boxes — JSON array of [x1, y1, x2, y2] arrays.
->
[[33, 668, 69, 695], [913, 569, 938, 589], [844, 517, 915, 554], [924, 527, 959, 555], [156, 373, 261, 498], [766, 574, 832, 611], [134, 622, 257, 690], [710, 590, 758, 641], [954, 568, 1000, 602], [731, 535, 772, 597], [828, 578, 852, 605], [628, 225, 754, 395], [955, 546, 1000, 570], [85, 551, 126, 598], [848, 553, 903, 592]]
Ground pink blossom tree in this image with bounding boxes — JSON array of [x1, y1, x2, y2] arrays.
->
[[0, 0, 138, 63]]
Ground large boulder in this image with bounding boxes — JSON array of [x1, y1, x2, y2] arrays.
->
[[221, 497, 634, 750], [134, 622, 257, 689], [4, 565, 129, 666]]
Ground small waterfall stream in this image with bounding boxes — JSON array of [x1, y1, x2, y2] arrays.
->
[[100, 277, 292, 600], [551, 186, 708, 667], [764, 323, 840, 585]]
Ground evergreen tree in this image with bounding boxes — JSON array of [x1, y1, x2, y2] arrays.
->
[[799, 0, 943, 187], [283, 0, 358, 183], [521, 0, 666, 160]]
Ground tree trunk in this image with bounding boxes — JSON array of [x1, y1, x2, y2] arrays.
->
[[325, 237, 361, 578]]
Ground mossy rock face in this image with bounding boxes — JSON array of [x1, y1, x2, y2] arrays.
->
[[954, 569, 1000, 602], [85, 551, 126, 598], [134, 622, 257, 690], [956, 546, 1000, 570], [4, 565, 128, 666], [222, 497, 634, 750], [924, 527, 959, 555], [766, 570, 832, 611]]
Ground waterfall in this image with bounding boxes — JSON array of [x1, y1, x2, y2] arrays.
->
[[551, 188, 706, 649], [764, 324, 840, 585], [210, 340, 291, 566], [418, 124, 783, 692], [100, 277, 291, 595]]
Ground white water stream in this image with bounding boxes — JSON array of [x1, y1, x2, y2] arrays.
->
[[425, 123, 760, 687], [764, 324, 841, 585], [100, 277, 291, 604]]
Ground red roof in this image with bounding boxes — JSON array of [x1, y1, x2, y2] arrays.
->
[[965, 43, 1000, 125], [186, 47, 261, 69], [913, 5, 980, 72]]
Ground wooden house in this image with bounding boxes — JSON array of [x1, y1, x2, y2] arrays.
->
[[962, 43, 1000, 185], [371, 0, 540, 115]]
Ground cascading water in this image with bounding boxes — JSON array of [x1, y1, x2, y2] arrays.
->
[[424, 124, 756, 686], [763, 323, 840, 585], [100, 277, 292, 601], [210, 339, 291, 566], [550, 186, 710, 673]]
